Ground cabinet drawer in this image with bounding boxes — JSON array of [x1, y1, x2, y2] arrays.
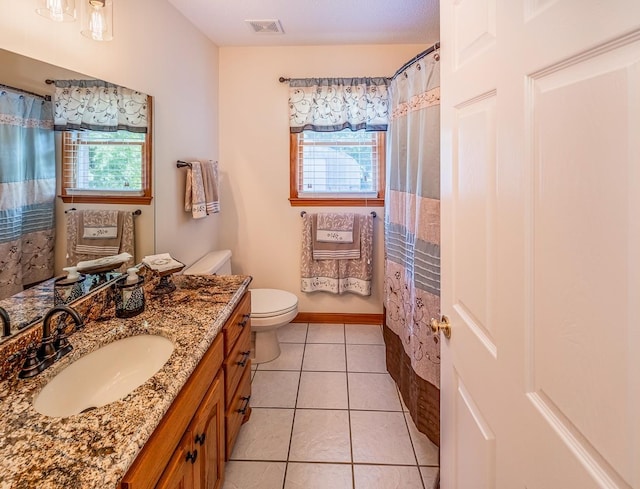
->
[[225, 366, 251, 460], [223, 291, 251, 357], [223, 323, 251, 409]]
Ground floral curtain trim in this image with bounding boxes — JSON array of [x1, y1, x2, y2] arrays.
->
[[289, 77, 390, 133], [390, 86, 440, 121], [53, 80, 149, 133]]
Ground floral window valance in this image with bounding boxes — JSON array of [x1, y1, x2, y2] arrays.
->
[[288, 77, 390, 133], [53, 80, 149, 133]]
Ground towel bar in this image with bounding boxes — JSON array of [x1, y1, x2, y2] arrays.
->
[[300, 210, 376, 218], [65, 208, 142, 216]]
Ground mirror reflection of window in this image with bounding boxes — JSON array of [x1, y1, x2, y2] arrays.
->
[[62, 130, 150, 201], [52, 79, 152, 204]]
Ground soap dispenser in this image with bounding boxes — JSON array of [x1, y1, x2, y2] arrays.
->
[[53, 267, 86, 306], [115, 267, 145, 318]]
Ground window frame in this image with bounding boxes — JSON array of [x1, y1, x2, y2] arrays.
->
[[289, 131, 386, 207], [59, 98, 153, 205]]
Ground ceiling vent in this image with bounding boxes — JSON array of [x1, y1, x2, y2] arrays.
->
[[246, 19, 284, 34]]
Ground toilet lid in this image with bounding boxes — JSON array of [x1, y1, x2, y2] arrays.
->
[[251, 288, 298, 318]]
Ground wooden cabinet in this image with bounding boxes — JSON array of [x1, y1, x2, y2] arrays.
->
[[155, 371, 224, 489], [190, 371, 225, 489], [154, 430, 195, 489], [221, 291, 253, 460], [120, 291, 251, 489], [225, 367, 252, 459]]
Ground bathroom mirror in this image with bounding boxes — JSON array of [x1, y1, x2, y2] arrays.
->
[[0, 48, 155, 339], [0, 271, 123, 338]]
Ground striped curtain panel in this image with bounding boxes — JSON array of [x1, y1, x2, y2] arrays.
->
[[383, 51, 441, 446], [0, 89, 56, 299]]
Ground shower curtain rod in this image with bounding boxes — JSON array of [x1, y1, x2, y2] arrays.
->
[[391, 41, 440, 80], [278, 41, 440, 84], [0, 83, 51, 101]]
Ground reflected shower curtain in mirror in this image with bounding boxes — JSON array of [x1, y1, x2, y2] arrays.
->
[[384, 51, 441, 446], [0, 89, 55, 299]]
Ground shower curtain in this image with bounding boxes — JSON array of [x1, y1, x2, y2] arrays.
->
[[384, 49, 441, 446], [0, 89, 56, 299]]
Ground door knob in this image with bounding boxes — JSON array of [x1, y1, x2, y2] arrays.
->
[[430, 315, 451, 339]]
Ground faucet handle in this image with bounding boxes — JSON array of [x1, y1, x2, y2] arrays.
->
[[18, 343, 42, 379], [53, 321, 73, 360]]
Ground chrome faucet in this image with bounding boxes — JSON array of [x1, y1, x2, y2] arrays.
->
[[19, 305, 84, 379], [0, 306, 9, 338]]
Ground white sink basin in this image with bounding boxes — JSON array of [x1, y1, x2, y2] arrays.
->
[[33, 334, 174, 417]]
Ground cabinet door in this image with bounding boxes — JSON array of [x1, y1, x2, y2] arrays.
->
[[154, 430, 196, 489], [191, 372, 225, 489]]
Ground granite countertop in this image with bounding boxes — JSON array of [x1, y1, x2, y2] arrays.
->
[[0, 272, 122, 334], [0, 274, 252, 489]]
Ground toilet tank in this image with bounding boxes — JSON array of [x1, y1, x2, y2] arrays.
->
[[183, 250, 232, 276]]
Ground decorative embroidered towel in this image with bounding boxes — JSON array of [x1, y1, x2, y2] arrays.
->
[[142, 253, 185, 272], [184, 162, 207, 219], [67, 210, 135, 272], [202, 160, 220, 214], [75, 210, 122, 256], [316, 213, 354, 242], [312, 214, 361, 260], [301, 213, 373, 296]]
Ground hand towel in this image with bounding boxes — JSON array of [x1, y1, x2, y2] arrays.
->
[[316, 213, 354, 242], [67, 210, 135, 273], [301, 213, 373, 296], [75, 210, 122, 256], [76, 252, 133, 272], [312, 214, 361, 260], [202, 160, 220, 214], [184, 161, 207, 219], [142, 253, 185, 272]]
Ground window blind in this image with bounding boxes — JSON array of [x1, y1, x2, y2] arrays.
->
[[296, 130, 382, 197]]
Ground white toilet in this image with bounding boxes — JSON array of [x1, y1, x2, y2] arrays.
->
[[183, 250, 298, 364]]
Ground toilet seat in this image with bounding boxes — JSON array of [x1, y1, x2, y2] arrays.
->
[[250, 289, 298, 318]]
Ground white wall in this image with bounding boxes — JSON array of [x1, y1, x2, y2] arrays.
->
[[219, 45, 425, 315], [0, 0, 221, 268]]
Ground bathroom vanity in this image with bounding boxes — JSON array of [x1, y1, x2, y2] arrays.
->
[[0, 274, 252, 488], [120, 290, 252, 489]]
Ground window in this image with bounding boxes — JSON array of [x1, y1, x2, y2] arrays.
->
[[289, 129, 385, 207], [60, 129, 152, 204]]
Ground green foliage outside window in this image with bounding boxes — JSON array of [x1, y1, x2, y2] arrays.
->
[[75, 130, 145, 191]]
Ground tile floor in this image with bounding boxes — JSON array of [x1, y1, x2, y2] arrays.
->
[[222, 323, 439, 489]]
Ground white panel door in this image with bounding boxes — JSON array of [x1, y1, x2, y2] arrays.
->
[[440, 1, 640, 487]]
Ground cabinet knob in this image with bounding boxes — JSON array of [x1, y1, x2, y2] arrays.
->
[[186, 449, 198, 464], [238, 313, 250, 327], [195, 433, 206, 446], [237, 395, 251, 415], [237, 350, 251, 367]]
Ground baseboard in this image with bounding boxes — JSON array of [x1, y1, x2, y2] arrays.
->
[[293, 312, 383, 324]]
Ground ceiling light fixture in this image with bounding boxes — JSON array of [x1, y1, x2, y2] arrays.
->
[[80, 0, 113, 41], [36, 0, 76, 22]]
